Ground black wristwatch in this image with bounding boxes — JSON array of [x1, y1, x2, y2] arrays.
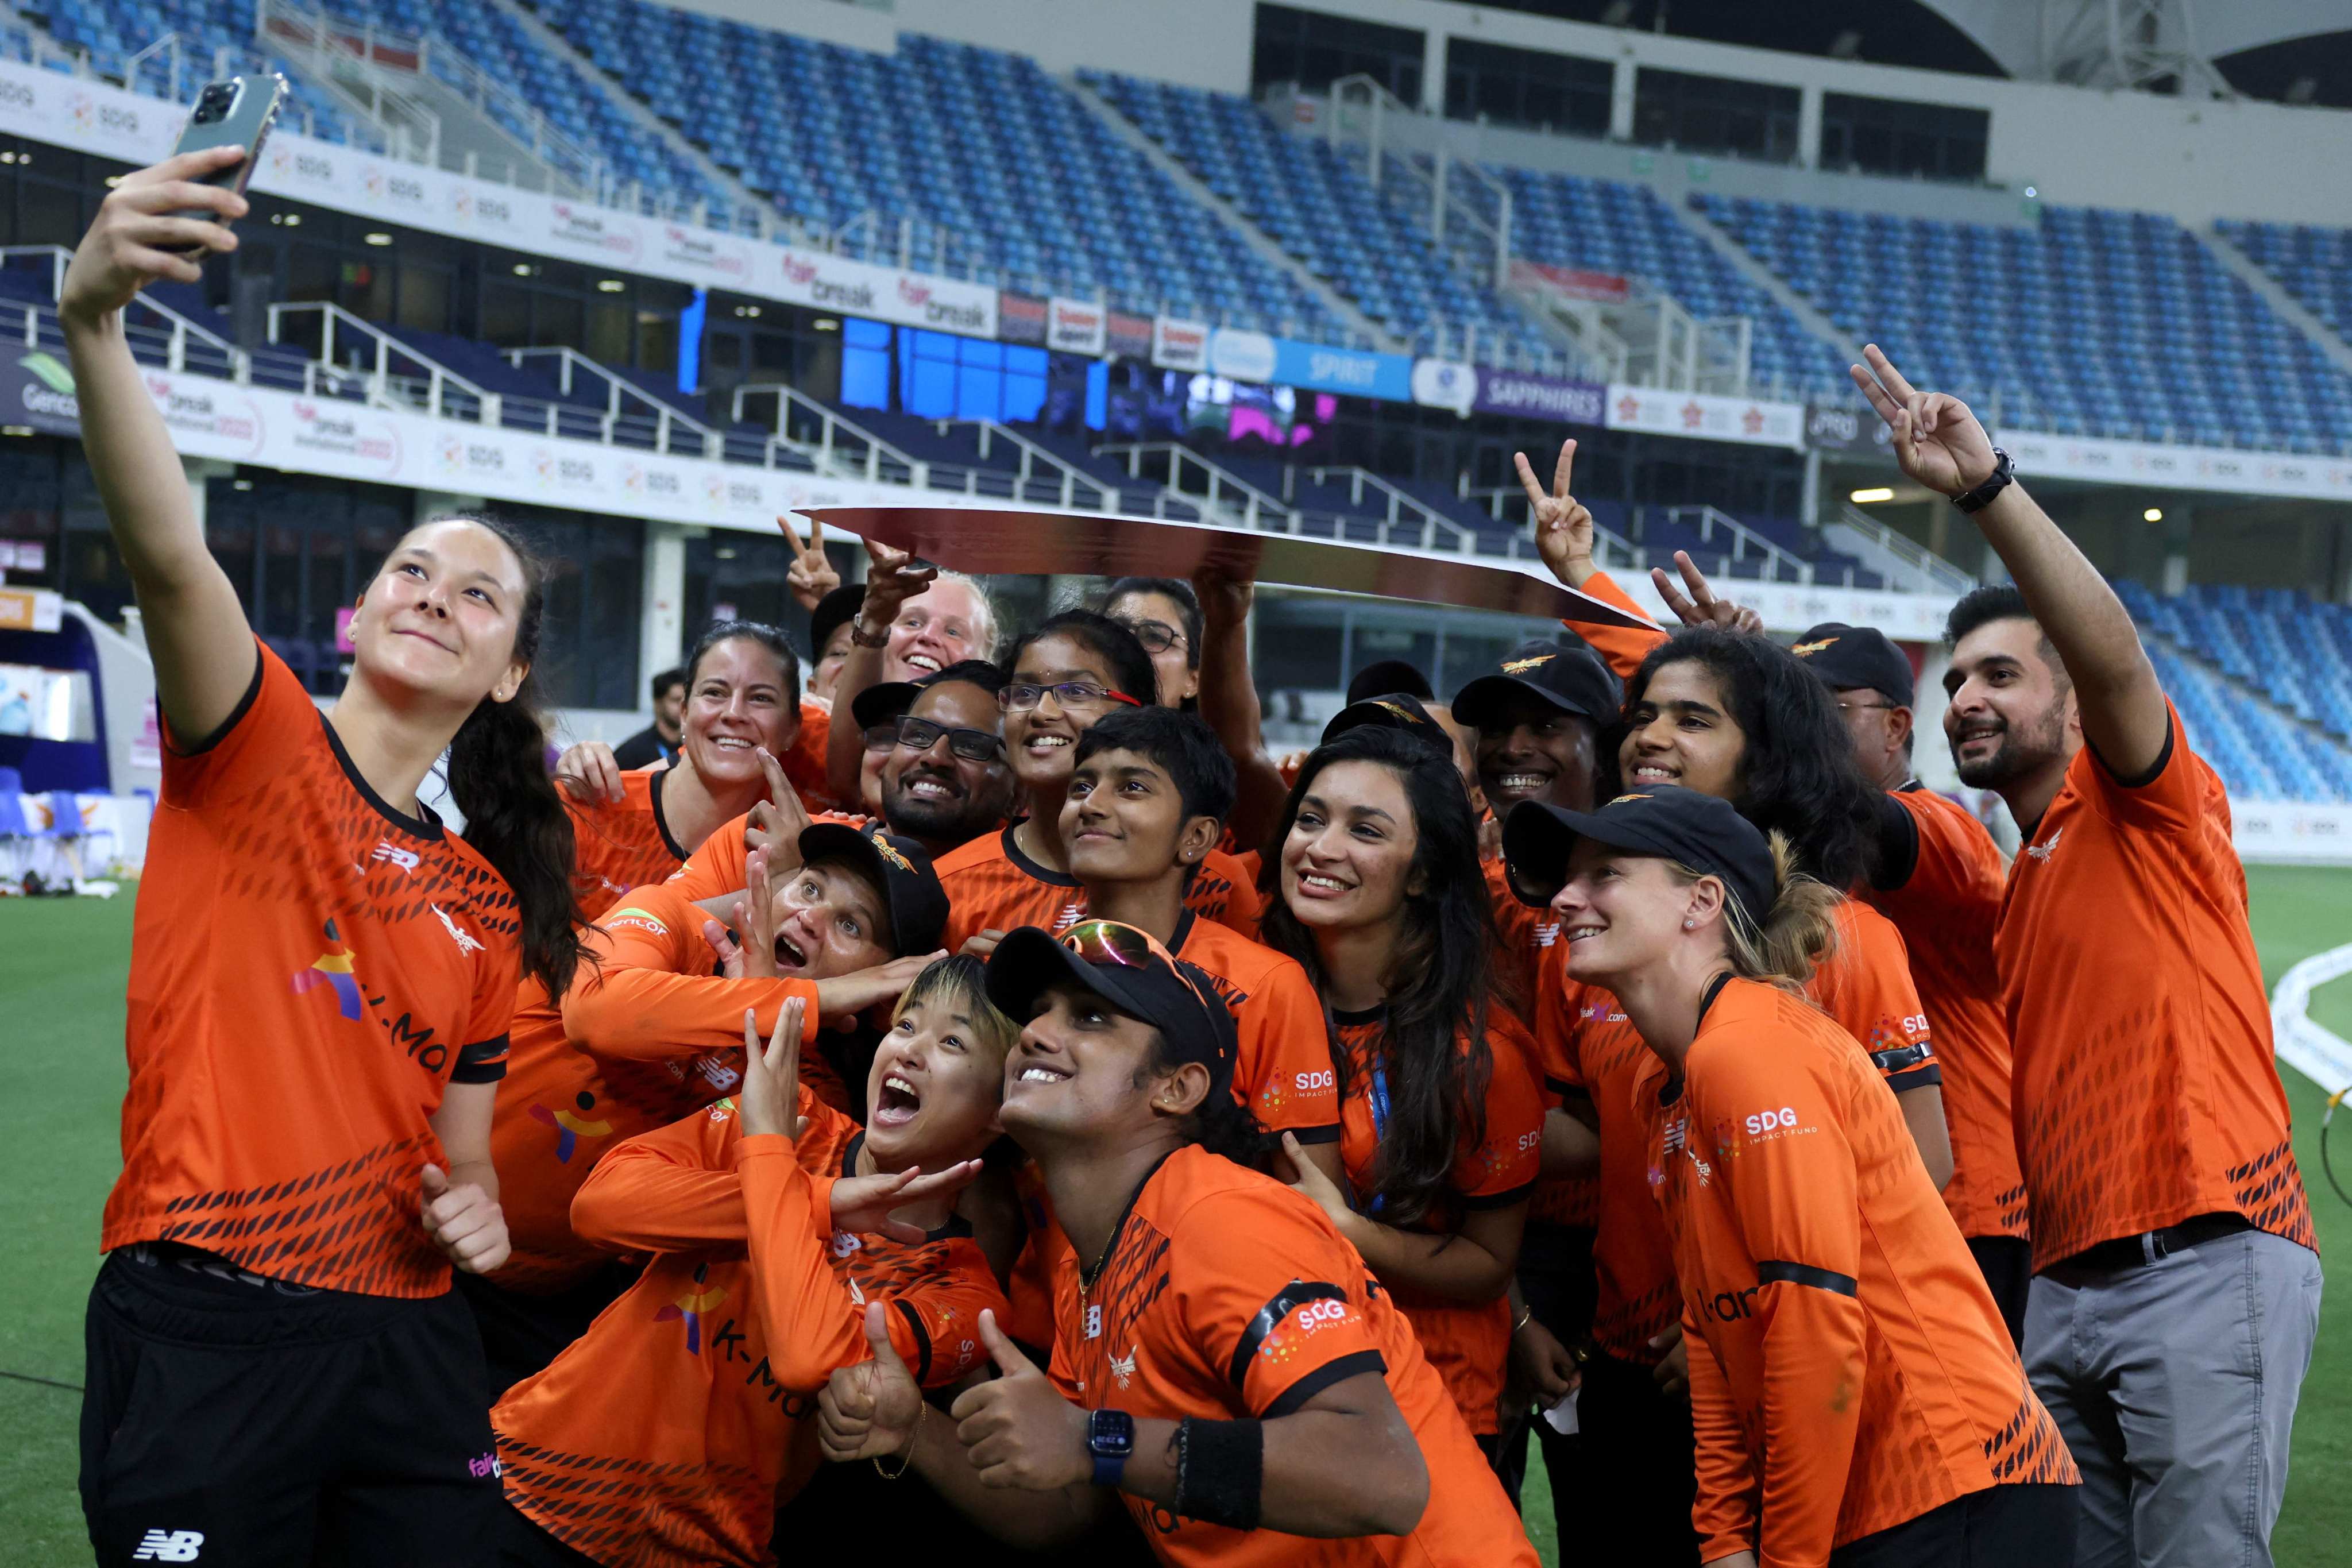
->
[[848, 615, 891, 650], [1951, 447, 2014, 514], [1088, 1408, 1134, 1488]]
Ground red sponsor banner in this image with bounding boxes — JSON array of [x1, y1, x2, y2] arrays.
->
[[998, 291, 1048, 347], [1106, 310, 1154, 361], [1511, 260, 1632, 302]]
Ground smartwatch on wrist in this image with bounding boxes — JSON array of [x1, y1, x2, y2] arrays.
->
[[1951, 447, 2014, 514], [1088, 1408, 1134, 1488], [848, 615, 891, 650]]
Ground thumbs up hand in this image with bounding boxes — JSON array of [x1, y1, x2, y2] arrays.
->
[[419, 1163, 509, 1275], [948, 1308, 1093, 1490], [818, 1300, 927, 1463]]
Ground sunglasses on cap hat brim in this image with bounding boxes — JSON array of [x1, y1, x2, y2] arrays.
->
[[984, 921, 1234, 1076]]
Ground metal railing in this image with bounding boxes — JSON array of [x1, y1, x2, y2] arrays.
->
[[1824, 505, 1977, 594], [509, 346, 714, 457], [1095, 443, 1283, 529], [267, 301, 503, 423]]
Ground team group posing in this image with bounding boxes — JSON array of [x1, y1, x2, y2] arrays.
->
[[64, 149, 2322, 1568]]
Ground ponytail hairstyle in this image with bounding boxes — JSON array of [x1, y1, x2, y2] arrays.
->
[[1002, 608, 1158, 709], [1667, 829, 1843, 991], [1257, 725, 1497, 1227], [430, 515, 588, 999], [1140, 1020, 1279, 1175]]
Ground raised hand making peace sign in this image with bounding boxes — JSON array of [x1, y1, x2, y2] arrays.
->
[[1850, 343, 1999, 499], [1516, 438, 1598, 590], [778, 515, 841, 614]]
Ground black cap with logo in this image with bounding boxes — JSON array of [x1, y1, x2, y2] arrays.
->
[[1321, 690, 1453, 752], [1345, 658, 1434, 705], [1501, 787, 1775, 924], [809, 582, 866, 665], [849, 658, 1008, 733], [985, 920, 1238, 1091], [1450, 638, 1621, 732], [796, 821, 950, 957], [1790, 623, 1913, 708]]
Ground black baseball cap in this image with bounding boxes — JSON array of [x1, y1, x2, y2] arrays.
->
[[1791, 623, 1913, 708], [1346, 658, 1434, 705], [849, 658, 1007, 732], [797, 821, 949, 956], [809, 582, 865, 663], [1500, 787, 1774, 924], [985, 920, 1238, 1090], [1451, 639, 1621, 732], [1321, 690, 1453, 752]]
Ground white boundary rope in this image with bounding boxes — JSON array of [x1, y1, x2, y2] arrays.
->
[[2272, 944, 2352, 1098]]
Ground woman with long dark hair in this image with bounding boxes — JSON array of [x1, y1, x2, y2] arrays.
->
[[1257, 725, 1543, 1453], [1508, 787, 2076, 1567], [66, 149, 582, 1565]]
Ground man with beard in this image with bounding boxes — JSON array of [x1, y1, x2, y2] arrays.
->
[[1854, 345, 2320, 1568], [670, 662, 1018, 902], [1793, 623, 2034, 1343]]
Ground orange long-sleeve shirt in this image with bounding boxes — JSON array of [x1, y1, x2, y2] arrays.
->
[[1643, 979, 2074, 1566], [489, 879, 825, 1292], [496, 1090, 1003, 1568]]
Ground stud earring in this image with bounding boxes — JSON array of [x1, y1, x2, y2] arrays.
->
[[1682, 918, 1696, 929]]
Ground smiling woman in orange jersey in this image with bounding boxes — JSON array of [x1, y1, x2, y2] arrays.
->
[[1515, 787, 2076, 1568], [494, 960, 1008, 1568], [64, 150, 590, 1567], [1257, 725, 1542, 1449], [551, 621, 810, 909]]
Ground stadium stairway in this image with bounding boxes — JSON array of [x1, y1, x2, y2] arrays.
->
[[2210, 219, 2352, 384], [1061, 72, 1403, 353]]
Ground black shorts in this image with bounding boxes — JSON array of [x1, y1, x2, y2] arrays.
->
[[455, 1262, 639, 1402], [81, 1246, 501, 1568], [1830, 1482, 2078, 1567], [1967, 1235, 2032, 1349]]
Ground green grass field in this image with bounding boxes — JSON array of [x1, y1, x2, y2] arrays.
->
[[6, 873, 2352, 1566]]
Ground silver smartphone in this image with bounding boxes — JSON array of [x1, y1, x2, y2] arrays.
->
[[165, 74, 287, 237]]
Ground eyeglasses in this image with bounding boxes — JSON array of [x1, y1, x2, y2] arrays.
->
[[864, 715, 1006, 762], [1000, 681, 1144, 713], [1117, 617, 1188, 656]]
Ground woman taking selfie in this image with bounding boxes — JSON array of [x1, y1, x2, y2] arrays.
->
[[67, 148, 583, 1565], [1505, 787, 2077, 1567], [1257, 724, 1543, 1453]]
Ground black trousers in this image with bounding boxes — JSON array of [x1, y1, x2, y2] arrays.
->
[[454, 1262, 639, 1403], [1571, 1349, 1701, 1567], [1831, 1482, 2079, 1567], [1968, 1234, 2033, 1349], [1497, 1223, 1596, 1510], [81, 1248, 500, 1568]]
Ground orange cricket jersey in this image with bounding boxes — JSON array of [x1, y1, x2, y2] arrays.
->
[[1486, 859, 1597, 1231], [1534, 961, 1678, 1364], [781, 700, 836, 812], [496, 1091, 1002, 1568], [102, 641, 520, 1297], [1643, 979, 2076, 1564], [563, 767, 689, 911], [1996, 705, 2313, 1268], [1862, 788, 2028, 1242], [663, 807, 874, 905], [1001, 914, 1343, 1347], [492, 879, 827, 1292], [1047, 1146, 1538, 1567], [1569, 570, 1667, 682], [1535, 895, 1938, 1370], [935, 824, 1265, 949], [1331, 1007, 1542, 1434]]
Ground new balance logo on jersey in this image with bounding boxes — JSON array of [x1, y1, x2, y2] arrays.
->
[[133, 1531, 204, 1562], [2026, 827, 2063, 862], [1535, 921, 1562, 947], [431, 903, 487, 956], [1053, 902, 1084, 931], [370, 841, 419, 874]]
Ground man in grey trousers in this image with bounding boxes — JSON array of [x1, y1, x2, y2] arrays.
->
[[1853, 345, 2323, 1568]]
